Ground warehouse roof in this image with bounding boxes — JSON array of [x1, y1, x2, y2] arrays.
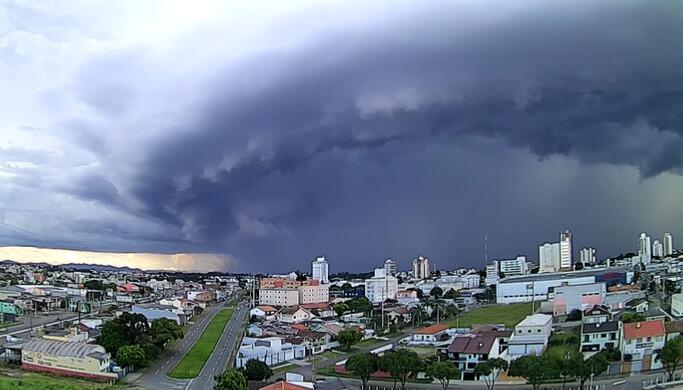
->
[[20, 338, 107, 359], [499, 267, 631, 284]]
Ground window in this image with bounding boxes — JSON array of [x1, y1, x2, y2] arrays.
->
[[601, 333, 606, 338], [584, 335, 589, 342], [637, 338, 642, 343]]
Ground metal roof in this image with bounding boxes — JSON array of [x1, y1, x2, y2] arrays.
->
[[499, 267, 631, 284], [20, 338, 107, 359]]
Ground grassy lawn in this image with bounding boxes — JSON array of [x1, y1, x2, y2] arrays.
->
[[0, 371, 120, 390], [406, 346, 438, 356], [272, 363, 296, 374], [309, 351, 338, 364], [447, 303, 535, 328], [168, 308, 234, 379], [544, 331, 580, 359]]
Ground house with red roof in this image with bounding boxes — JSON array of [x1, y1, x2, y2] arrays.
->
[[620, 319, 666, 370], [410, 323, 449, 345]]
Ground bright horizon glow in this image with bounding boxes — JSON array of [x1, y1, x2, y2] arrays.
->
[[0, 246, 236, 272]]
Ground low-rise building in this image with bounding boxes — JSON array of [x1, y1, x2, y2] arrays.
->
[[580, 321, 620, 355], [259, 289, 300, 307], [410, 323, 449, 345], [445, 326, 511, 380], [299, 284, 329, 305], [507, 314, 552, 358], [582, 305, 612, 324], [620, 319, 666, 370], [276, 307, 315, 324], [19, 338, 117, 381], [671, 293, 683, 317], [236, 337, 306, 367]]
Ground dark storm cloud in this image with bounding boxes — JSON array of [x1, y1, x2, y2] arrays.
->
[[66, 0, 680, 264]]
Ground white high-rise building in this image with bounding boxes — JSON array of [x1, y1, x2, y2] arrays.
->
[[485, 260, 500, 286], [664, 233, 674, 256], [384, 259, 397, 276], [638, 233, 652, 264], [653, 240, 664, 258], [559, 229, 573, 271], [412, 256, 430, 279], [580, 247, 596, 264], [312, 256, 329, 284], [364, 268, 398, 304], [539, 242, 561, 273], [499, 256, 528, 276]]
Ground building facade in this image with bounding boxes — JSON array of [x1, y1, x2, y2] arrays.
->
[[580, 247, 596, 264], [499, 256, 528, 276], [553, 283, 606, 317], [384, 258, 397, 276], [364, 268, 398, 303], [639, 233, 652, 264], [539, 243, 560, 273], [559, 229, 573, 271], [312, 256, 329, 284], [259, 289, 300, 307], [581, 321, 620, 354], [20, 338, 116, 381], [412, 256, 430, 279], [663, 233, 674, 256], [298, 284, 330, 305]]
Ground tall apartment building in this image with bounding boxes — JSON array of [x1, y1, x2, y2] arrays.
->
[[412, 255, 430, 279], [485, 260, 500, 286], [639, 233, 652, 264], [539, 242, 561, 273], [365, 268, 398, 303], [499, 256, 528, 276], [559, 229, 573, 271], [258, 289, 300, 307], [259, 277, 328, 306], [664, 233, 674, 256], [580, 247, 596, 264], [298, 284, 330, 304], [653, 240, 664, 258], [384, 258, 397, 276], [312, 256, 329, 284]]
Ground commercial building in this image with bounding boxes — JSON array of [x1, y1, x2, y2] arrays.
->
[[499, 256, 528, 276], [384, 258, 397, 276], [19, 338, 117, 381], [496, 267, 632, 304], [580, 247, 596, 264], [553, 283, 606, 317], [412, 256, 430, 279], [664, 233, 674, 256], [364, 268, 398, 303], [312, 256, 329, 284]]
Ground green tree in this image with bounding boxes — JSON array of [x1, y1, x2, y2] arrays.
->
[[347, 297, 373, 314], [151, 318, 184, 348], [509, 355, 557, 390], [98, 312, 150, 356], [338, 328, 363, 351], [214, 369, 247, 390], [243, 359, 273, 381], [84, 280, 104, 290], [473, 358, 508, 390], [346, 353, 378, 390], [116, 345, 148, 371], [621, 312, 646, 323], [430, 287, 444, 298], [381, 349, 422, 390], [574, 351, 609, 390], [333, 303, 349, 317], [428, 361, 460, 390], [658, 337, 683, 381], [443, 289, 460, 300]]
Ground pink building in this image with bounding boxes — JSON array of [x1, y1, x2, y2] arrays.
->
[[553, 283, 606, 317]]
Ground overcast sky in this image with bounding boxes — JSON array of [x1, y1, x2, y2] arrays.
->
[[1, 0, 683, 273]]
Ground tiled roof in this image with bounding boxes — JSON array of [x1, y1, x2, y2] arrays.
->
[[415, 323, 448, 334], [582, 321, 619, 334], [447, 332, 497, 354], [259, 381, 310, 390], [622, 319, 666, 340]]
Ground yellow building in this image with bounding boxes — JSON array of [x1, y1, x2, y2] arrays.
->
[[20, 338, 117, 381]]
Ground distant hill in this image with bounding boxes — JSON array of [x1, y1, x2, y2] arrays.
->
[[0, 259, 146, 273]]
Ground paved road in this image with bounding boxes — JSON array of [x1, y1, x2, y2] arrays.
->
[[187, 300, 249, 390], [0, 301, 117, 337], [135, 300, 248, 390]]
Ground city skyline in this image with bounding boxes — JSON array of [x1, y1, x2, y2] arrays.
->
[[2, 1, 683, 272]]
